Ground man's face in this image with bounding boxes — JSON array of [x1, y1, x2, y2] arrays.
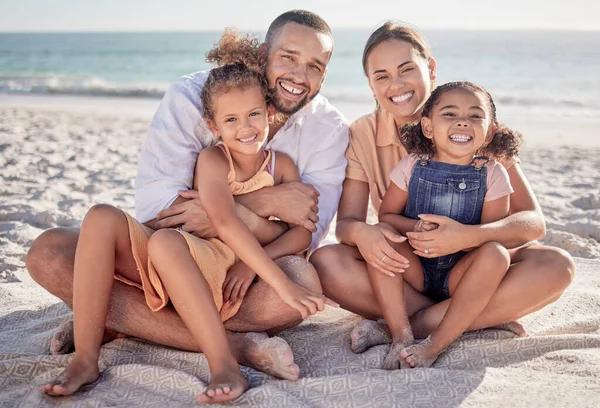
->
[[265, 22, 333, 115]]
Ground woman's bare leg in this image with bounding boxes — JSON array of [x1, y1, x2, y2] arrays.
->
[[310, 244, 434, 353], [311, 243, 574, 350], [410, 244, 575, 339]]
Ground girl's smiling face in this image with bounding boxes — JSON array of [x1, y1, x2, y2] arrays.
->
[[421, 88, 496, 165], [208, 85, 270, 155], [366, 39, 436, 126]]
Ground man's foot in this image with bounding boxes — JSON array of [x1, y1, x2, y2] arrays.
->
[[237, 332, 300, 381], [50, 318, 128, 355], [350, 319, 392, 354], [400, 336, 442, 368], [40, 355, 100, 396], [490, 320, 527, 337], [197, 364, 248, 405]]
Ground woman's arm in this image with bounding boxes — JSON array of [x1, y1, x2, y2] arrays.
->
[[334, 178, 408, 276]]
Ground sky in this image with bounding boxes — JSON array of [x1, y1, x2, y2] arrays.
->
[[1, 0, 599, 32]]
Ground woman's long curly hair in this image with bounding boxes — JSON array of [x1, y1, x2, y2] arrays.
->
[[200, 28, 269, 123], [399, 81, 522, 161]]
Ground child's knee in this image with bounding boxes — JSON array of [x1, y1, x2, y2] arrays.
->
[[147, 229, 182, 259], [83, 204, 124, 229], [480, 241, 511, 270]]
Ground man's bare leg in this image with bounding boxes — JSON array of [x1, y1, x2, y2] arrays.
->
[[26, 228, 321, 380], [310, 243, 574, 350]]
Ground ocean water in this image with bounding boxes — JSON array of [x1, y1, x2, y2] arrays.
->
[[1, 30, 599, 119]]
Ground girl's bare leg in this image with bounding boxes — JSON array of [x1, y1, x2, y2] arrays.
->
[[401, 242, 511, 368], [147, 229, 248, 404], [367, 241, 424, 369], [41, 204, 136, 396]]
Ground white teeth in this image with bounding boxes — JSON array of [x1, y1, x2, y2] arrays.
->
[[239, 135, 257, 143], [449, 134, 472, 142], [391, 92, 413, 103], [280, 82, 304, 95]]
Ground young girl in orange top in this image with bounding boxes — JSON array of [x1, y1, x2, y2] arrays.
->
[[41, 30, 336, 404], [373, 81, 522, 368]]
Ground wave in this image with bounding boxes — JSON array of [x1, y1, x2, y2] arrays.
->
[[1, 74, 598, 117], [0, 74, 168, 99]]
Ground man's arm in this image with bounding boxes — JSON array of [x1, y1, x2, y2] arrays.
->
[[135, 75, 211, 223], [297, 122, 350, 252]]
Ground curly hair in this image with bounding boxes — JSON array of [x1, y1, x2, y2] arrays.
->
[[201, 28, 269, 123], [400, 81, 522, 162]]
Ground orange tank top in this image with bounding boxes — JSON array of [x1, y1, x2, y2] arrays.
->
[[217, 144, 275, 195]]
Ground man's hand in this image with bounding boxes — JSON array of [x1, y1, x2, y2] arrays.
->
[[154, 190, 217, 237], [222, 261, 256, 303], [267, 182, 320, 232]]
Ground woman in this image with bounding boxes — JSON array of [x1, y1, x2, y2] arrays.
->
[[310, 21, 574, 353]]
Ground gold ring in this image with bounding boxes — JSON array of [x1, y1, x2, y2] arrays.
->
[[381, 254, 387, 262]]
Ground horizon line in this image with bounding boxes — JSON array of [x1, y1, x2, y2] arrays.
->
[[1, 27, 599, 34]]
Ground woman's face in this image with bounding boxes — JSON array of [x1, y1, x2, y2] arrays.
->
[[366, 39, 436, 125]]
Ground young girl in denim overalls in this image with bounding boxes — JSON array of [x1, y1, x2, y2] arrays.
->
[[371, 81, 523, 369]]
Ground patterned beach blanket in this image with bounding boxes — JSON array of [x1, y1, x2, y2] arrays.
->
[[1, 258, 599, 407]]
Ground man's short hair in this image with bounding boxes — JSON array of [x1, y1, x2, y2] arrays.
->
[[265, 10, 333, 47]]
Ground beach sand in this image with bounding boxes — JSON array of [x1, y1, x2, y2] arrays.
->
[[1, 94, 599, 406]]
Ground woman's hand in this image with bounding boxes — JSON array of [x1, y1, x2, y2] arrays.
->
[[406, 214, 477, 258], [354, 223, 410, 277], [276, 281, 339, 319]]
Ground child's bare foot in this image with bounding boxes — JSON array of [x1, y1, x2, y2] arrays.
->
[[197, 365, 248, 405], [40, 355, 99, 396], [241, 333, 300, 381], [490, 320, 527, 337], [50, 318, 127, 355], [382, 328, 414, 370], [350, 319, 392, 354], [400, 336, 442, 368]]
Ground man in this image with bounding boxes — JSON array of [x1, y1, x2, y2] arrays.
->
[[26, 10, 349, 381]]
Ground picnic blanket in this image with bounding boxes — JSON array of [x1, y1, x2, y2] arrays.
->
[[1, 258, 599, 407]]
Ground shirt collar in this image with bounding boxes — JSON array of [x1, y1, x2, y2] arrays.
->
[[375, 108, 401, 147]]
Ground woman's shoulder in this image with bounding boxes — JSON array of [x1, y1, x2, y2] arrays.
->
[[349, 110, 379, 140]]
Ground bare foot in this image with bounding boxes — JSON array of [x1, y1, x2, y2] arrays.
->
[[50, 318, 128, 355], [382, 329, 415, 370], [197, 364, 248, 404], [400, 336, 442, 368], [40, 355, 99, 396], [350, 319, 392, 354], [490, 320, 527, 337], [239, 333, 300, 381]]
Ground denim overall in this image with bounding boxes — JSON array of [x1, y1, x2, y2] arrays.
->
[[404, 158, 488, 301]]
